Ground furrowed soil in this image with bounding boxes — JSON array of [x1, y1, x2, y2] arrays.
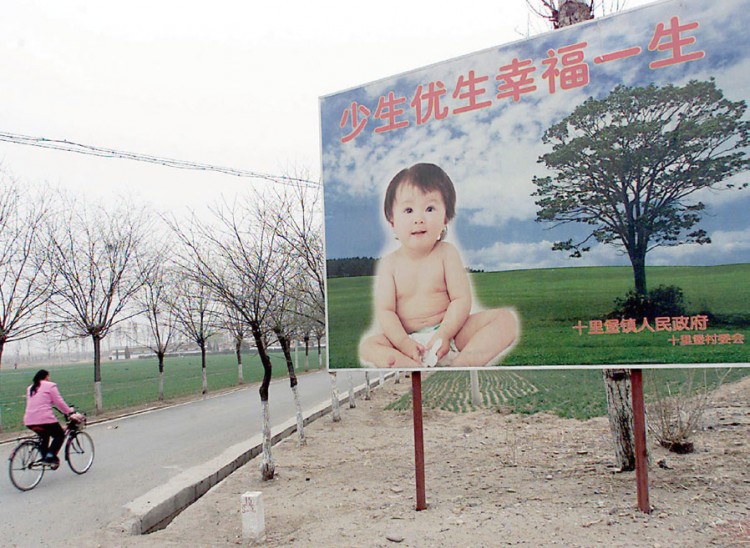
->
[[80, 374, 749, 547]]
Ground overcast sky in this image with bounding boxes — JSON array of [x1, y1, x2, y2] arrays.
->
[[0, 0, 661, 216]]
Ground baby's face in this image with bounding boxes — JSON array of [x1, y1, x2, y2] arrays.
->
[[389, 182, 447, 253]]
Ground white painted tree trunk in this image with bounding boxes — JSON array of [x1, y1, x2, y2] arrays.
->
[[364, 372, 371, 400], [237, 361, 244, 385], [260, 400, 275, 480], [292, 384, 306, 445], [470, 370, 482, 407], [603, 369, 636, 471], [379, 372, 384, 387], [329, 372, 341, 422], [202, 367, 208, 396], [159, 372, 165, 401], [394, 370, 401, 384], [348, 373, 356, 408], [94, 381, 103, 414]]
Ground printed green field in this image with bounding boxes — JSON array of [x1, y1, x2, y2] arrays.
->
[[328, 264, 750, 369]]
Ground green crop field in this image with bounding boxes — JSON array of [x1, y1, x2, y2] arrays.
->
[[0, 350, 322, 433], [386, 367, 750, 420], [328, 264, 750, 368]]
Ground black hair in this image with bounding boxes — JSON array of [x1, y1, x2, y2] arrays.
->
[[30, 369, 49, 397], [383, 163, 457, 224]]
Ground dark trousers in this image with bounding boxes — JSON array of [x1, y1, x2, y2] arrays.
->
[[28, 422, 65, 457]]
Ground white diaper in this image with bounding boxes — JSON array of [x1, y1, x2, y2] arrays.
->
[[408, 325, 459, 367]]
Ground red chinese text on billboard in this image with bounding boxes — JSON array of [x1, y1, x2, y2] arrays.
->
[[572, 315, 711, 335], [572, 315, 745, 347], [411, 81, 449, 125], [669, 333, 745, 346], [338, 15, 704, 143], [541, 42, 589, 94], [339, 102, 371, 143]]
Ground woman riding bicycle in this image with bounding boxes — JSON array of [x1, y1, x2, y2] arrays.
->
[[23, 369, 74, 469]]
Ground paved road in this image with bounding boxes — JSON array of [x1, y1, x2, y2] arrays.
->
[[0, 369, 374, 547]]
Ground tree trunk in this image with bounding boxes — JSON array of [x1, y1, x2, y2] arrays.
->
[[304, 336, 310, 372], [557, 0, 593, 28], [158, 355, 165, 401], [394, 370, 401, 384], [631, 254, 647, 297], [93, 335, 103, 414], [317, 336, 322, 369], [200, 343, 208, 396], [236, 338, 244, 385], [348, 373, 356, 408], [292, 384, 306, 446], [329, 372, 341, 422], [277, 329, 305, 445], [251, 322, 275, 479], [260, 399, 275, 480], [603, 369, 637, 471], [364, 372, 371, 400], [0, 340, 4, 431]]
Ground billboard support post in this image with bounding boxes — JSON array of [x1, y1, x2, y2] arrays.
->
[[412, 371, 427, 511], [631, 368, 651, 513]]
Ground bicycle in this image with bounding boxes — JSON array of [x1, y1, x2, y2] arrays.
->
[[8, 411, 95, 491]]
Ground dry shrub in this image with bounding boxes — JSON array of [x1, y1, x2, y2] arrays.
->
[[646, 370, 726, 454]]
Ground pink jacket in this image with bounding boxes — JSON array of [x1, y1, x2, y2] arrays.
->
[[23, 380, 73, 426]]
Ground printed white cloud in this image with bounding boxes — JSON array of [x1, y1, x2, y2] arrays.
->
[[649, 229, 750, 266], [461, 238, 630, 272]]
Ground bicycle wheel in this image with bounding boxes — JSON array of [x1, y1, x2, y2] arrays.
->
[[66, 431, 95, 474], [9, 440, 45, 491]]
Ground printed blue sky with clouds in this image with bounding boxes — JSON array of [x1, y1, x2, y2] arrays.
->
[[321, 0, 750, 273]]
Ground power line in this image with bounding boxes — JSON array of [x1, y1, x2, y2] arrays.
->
[[0, 131, 319, 187]]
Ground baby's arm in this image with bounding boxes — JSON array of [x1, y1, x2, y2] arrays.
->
[[373, 256, 424, 362], [430, 243, 472, 358]]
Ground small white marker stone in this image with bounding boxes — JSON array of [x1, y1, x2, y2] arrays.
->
[[241, 491, 265, 541]]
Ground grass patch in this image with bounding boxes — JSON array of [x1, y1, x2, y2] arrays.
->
[[0, 350, 322, 433]]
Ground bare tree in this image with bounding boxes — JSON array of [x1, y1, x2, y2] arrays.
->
[[271, 177, 325, 330], [137, 256, 180, 401], [168, 193, 285, 480], [0, 176, 56, 431], [46, 193, 152, 414], [169, 271, 222, 396], [269, 272, 307, 445], [223, 304, 249, 385], [0, 176, 55, 365]]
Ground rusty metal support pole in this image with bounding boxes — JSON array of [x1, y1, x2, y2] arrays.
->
[[412, 371, 427, 510], [631, 368, 651, 513]]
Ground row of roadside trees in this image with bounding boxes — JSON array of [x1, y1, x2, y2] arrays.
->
[[0, 171, 325, 473]]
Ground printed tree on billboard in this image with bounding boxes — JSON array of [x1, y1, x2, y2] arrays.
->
[[533, 79, 750, 297]]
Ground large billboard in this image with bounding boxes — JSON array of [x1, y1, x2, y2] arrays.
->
[[321, 0, 750, 370]]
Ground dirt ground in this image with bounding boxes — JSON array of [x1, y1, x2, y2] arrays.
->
[[85, 374, 749, 547]]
